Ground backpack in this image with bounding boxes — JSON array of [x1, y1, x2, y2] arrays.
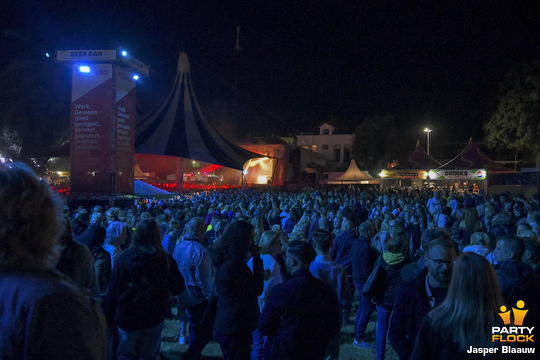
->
[[115, 273, 160, 328], [114, 254, 171, 329]]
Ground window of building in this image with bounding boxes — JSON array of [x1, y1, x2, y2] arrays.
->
[[344, 144, 351, 162], [311, 145, 317, 152], [323, 129, 330, 135], [334, 145, 341, 162], [322, 144, 329, 150]]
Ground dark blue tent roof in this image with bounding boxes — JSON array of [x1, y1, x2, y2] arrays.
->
[[438, 138, 513, 172], [393, 141, 442, 170], [135, 52, 260, 170]]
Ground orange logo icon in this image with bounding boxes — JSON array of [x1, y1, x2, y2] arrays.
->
[[498, 300, 528, 326]]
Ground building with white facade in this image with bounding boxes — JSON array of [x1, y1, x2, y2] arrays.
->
[[295, 123, 354, 171]]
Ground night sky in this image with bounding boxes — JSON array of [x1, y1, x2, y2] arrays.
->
[[3, 1, 540, 146]]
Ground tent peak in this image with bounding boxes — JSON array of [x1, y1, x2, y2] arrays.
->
[[177, 52, 190, 74]]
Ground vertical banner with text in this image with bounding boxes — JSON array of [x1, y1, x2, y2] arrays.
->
[[70, 63, 113, 194], [114, 66, 136, 193]]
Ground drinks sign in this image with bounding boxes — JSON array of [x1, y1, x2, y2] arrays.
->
[[428, 169, 486, 180]]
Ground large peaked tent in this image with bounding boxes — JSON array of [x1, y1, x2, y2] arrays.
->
[[438, 138, 513, 172], [135, 52, 261, 170], [381, 141, 441, 184], [393, 140, 441, 170], [327, 159, 379, 185]]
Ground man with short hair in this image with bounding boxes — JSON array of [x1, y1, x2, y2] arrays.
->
[[310, 229, 351, 360], [398, 227, 452, 284], [172, 217, 216, 360], [388, 238, 455, 360], [493, 234, 538, 327], [258, 241, 341, 360], [496, 234, 540, 357], [522, 236, 540, 278], [426, 191, 440, 219]]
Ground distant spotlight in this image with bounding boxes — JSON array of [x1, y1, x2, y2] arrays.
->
[[132, 74, 140, 80], [121, 50, 128, 56], [78, 65, 91, 73], [45, 52, 50, 58]]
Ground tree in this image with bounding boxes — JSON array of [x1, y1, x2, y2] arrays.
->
[[0, 59, 71, 159], [0, 126, 22, 160], [352, 113, 410, 171], [484, 60, 540, 167]]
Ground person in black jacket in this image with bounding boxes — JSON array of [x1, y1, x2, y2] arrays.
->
[[0, 162, 107, 360], [105, 219, 184, 360], [370, 230, 409, 360], [493, 234, 539, 328], [388, 238, 455, 360], [258, 240, 341, 360], [351, 220, 377, 348], [212, 220, 264, 360], [411, 253, 505, 360]]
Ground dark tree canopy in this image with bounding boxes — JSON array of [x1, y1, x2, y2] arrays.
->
[[352, 113, 411, 171], [484, 60, 540, 166], [0, 59, 71, 159]]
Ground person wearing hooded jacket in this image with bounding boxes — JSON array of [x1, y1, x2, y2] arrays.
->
[[493, 234, 539, 328], [105, 219, 184, 360]]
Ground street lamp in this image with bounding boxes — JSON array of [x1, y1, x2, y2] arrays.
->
[[424, 128, 433, 155]]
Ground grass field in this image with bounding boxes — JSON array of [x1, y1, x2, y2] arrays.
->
[[160, 309, 399, 360]]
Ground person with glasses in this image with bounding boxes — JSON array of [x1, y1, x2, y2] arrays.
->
[[411, 252, 505, 360], [389, 238, 456, 360]]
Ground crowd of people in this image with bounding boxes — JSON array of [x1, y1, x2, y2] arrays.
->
[[2, 161, 539, 359]]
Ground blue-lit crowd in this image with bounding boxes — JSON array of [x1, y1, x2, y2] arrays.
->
[[1, 162, 539, 359]]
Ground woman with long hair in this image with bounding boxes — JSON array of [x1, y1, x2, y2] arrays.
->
[[459, 208, 484, 248], [411, 252, 504, 359], [0, 162, 107, 359], [247, 230, 283, 360], [250, 215, 266, 245], [212, 220, 264, 360], [105, 219, 184, 360]]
